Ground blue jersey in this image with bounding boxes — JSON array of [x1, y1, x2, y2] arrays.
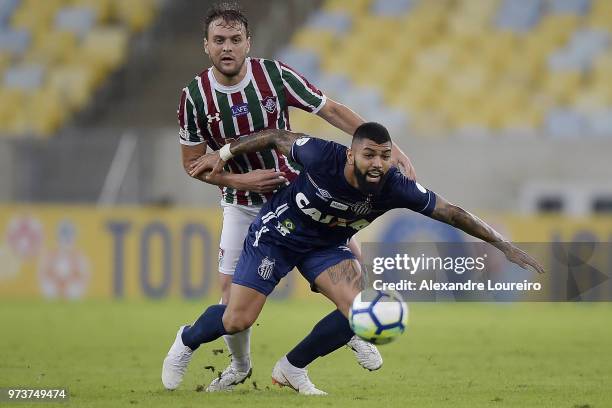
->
[[251, 137, 437, 252]]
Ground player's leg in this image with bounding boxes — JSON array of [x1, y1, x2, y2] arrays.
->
[[342, 238, 383, 368], [271, 249, 377, 395], [215, 203, 261, 385], [162, 230, 275, 391], [282, 258, 363, 371], [162, 282, 266, 390]]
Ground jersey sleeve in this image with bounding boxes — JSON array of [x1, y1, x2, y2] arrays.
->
[[290, 137, 337, 169], [177, 87, 205, 146], [278, 61, 327, 114], [387, 170, 437, 215]]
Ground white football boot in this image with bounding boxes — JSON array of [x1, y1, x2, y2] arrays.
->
[[206, 365, 252, 392], [162, 326, 194, 390], [271, 356, 327, 395], [347, 335, 383, 371]]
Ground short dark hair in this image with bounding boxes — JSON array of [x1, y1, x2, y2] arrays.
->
[[204, 2, 250, 39], [353, 122, 392, 145]]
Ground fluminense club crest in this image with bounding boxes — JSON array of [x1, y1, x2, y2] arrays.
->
[[261, 96, 277, 114]]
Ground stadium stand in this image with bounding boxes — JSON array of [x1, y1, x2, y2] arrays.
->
[[280, 0, 612, 137], [0, 0, 158, 137]]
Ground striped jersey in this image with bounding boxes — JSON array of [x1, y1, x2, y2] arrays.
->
[[177, 57, 327, 206]]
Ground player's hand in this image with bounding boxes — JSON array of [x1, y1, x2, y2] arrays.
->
[[233, 169, 288, 193], [391, 144, 416, 180], [188, 152, 221, 177], [502, 244, 546, 274]]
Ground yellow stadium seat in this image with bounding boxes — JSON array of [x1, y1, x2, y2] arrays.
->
[[323, 0, 371, 18], [47, 65, 95, 111], [73, 0, 114, 22], [589, 0, 612, 28], [542, 71, 583, 104], [75, 27, 129, 85], [573, 87, 612, 114], [27, 89, 67, 136], [591, 52, 612, 83], [533, 14, 579, 48], [291, 29, 337, 56], [111, 0, 156, 32], [24, 30, 78, 65], [0, 89, 26, 134]]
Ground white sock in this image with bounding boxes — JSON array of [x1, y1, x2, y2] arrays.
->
[[223, 327, 251, 372]]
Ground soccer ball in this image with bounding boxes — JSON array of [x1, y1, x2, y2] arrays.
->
[[349, 289, 408, 345]]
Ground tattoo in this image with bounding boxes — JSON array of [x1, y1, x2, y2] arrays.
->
[[229, 129, 304, 158], [431, 199, 506, 250], [326, 260, 363, 290]]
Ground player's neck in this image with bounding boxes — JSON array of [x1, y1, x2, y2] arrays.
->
[[343, 165, 361, 191], [211, 62, 248, 87]]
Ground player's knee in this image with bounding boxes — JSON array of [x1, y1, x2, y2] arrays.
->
[[222, 310, 254, 333]]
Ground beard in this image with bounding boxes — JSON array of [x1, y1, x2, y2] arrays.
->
[[353, 165, 387, 195]]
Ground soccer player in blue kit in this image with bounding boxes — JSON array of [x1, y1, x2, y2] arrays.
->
[[163, 122, 544, 395]]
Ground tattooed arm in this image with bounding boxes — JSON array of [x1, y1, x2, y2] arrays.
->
[[430, 194, 545, 274], [187, 129, 304, 178]]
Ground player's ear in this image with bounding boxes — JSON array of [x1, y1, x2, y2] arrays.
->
[[204, 38, 209, 55], [347, 148, 354, 165], [246, 36, 251, 54]]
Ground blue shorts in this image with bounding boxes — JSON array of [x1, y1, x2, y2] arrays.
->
[[232, 229, 356, 296]]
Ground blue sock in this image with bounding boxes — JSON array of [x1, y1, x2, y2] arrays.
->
[[286, 309, 354, 368], [181, 304, 227, 350]]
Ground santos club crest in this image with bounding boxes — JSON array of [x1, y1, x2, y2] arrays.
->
[[261, 96, 277, 114], [258, 257, 275, 280], [351, 196, 373, 216]]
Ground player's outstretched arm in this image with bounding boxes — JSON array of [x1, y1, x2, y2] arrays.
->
[[188, 129, 303, 178], [181, 144, 286, 193], [429, 194, 545, 274]]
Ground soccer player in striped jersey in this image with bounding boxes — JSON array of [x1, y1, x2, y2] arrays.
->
[[165, 2, 415, 392]]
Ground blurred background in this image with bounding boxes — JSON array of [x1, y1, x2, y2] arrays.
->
[[0, 0, 611, 301]]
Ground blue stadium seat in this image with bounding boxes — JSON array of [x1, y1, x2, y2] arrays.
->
[[306, 10, 351, 35], [0, 0, 19, 27], [371, 0, 415, 17], [496, 0, 543, 32], [4, 63, 45, 91], [547, 0, 591, 15], [545, 108, 587, 138], [0, 29, 30, 56], [276, 47, 321, 83], [55, 6, 97, 38]]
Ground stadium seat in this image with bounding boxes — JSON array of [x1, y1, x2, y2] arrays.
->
[[0, 29, 30, 56], [112, 0, 156, 33], [542, 70, 583, 104], [77, 27, 129, 85], [3, 63, 45, 91], [0, 0, 20, 27], [371, 0, 415, 16], [47, 64, 94, 111], [24, 30, 77, 65], [545, 108, 587, 138], [548, 0, 591, 15], [54, 6, 97, 38]]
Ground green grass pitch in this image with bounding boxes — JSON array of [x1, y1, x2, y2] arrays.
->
[[1, 299, 610, 408]]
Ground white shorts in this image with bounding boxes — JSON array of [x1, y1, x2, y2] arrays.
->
[[218, 201, 262, 275]]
